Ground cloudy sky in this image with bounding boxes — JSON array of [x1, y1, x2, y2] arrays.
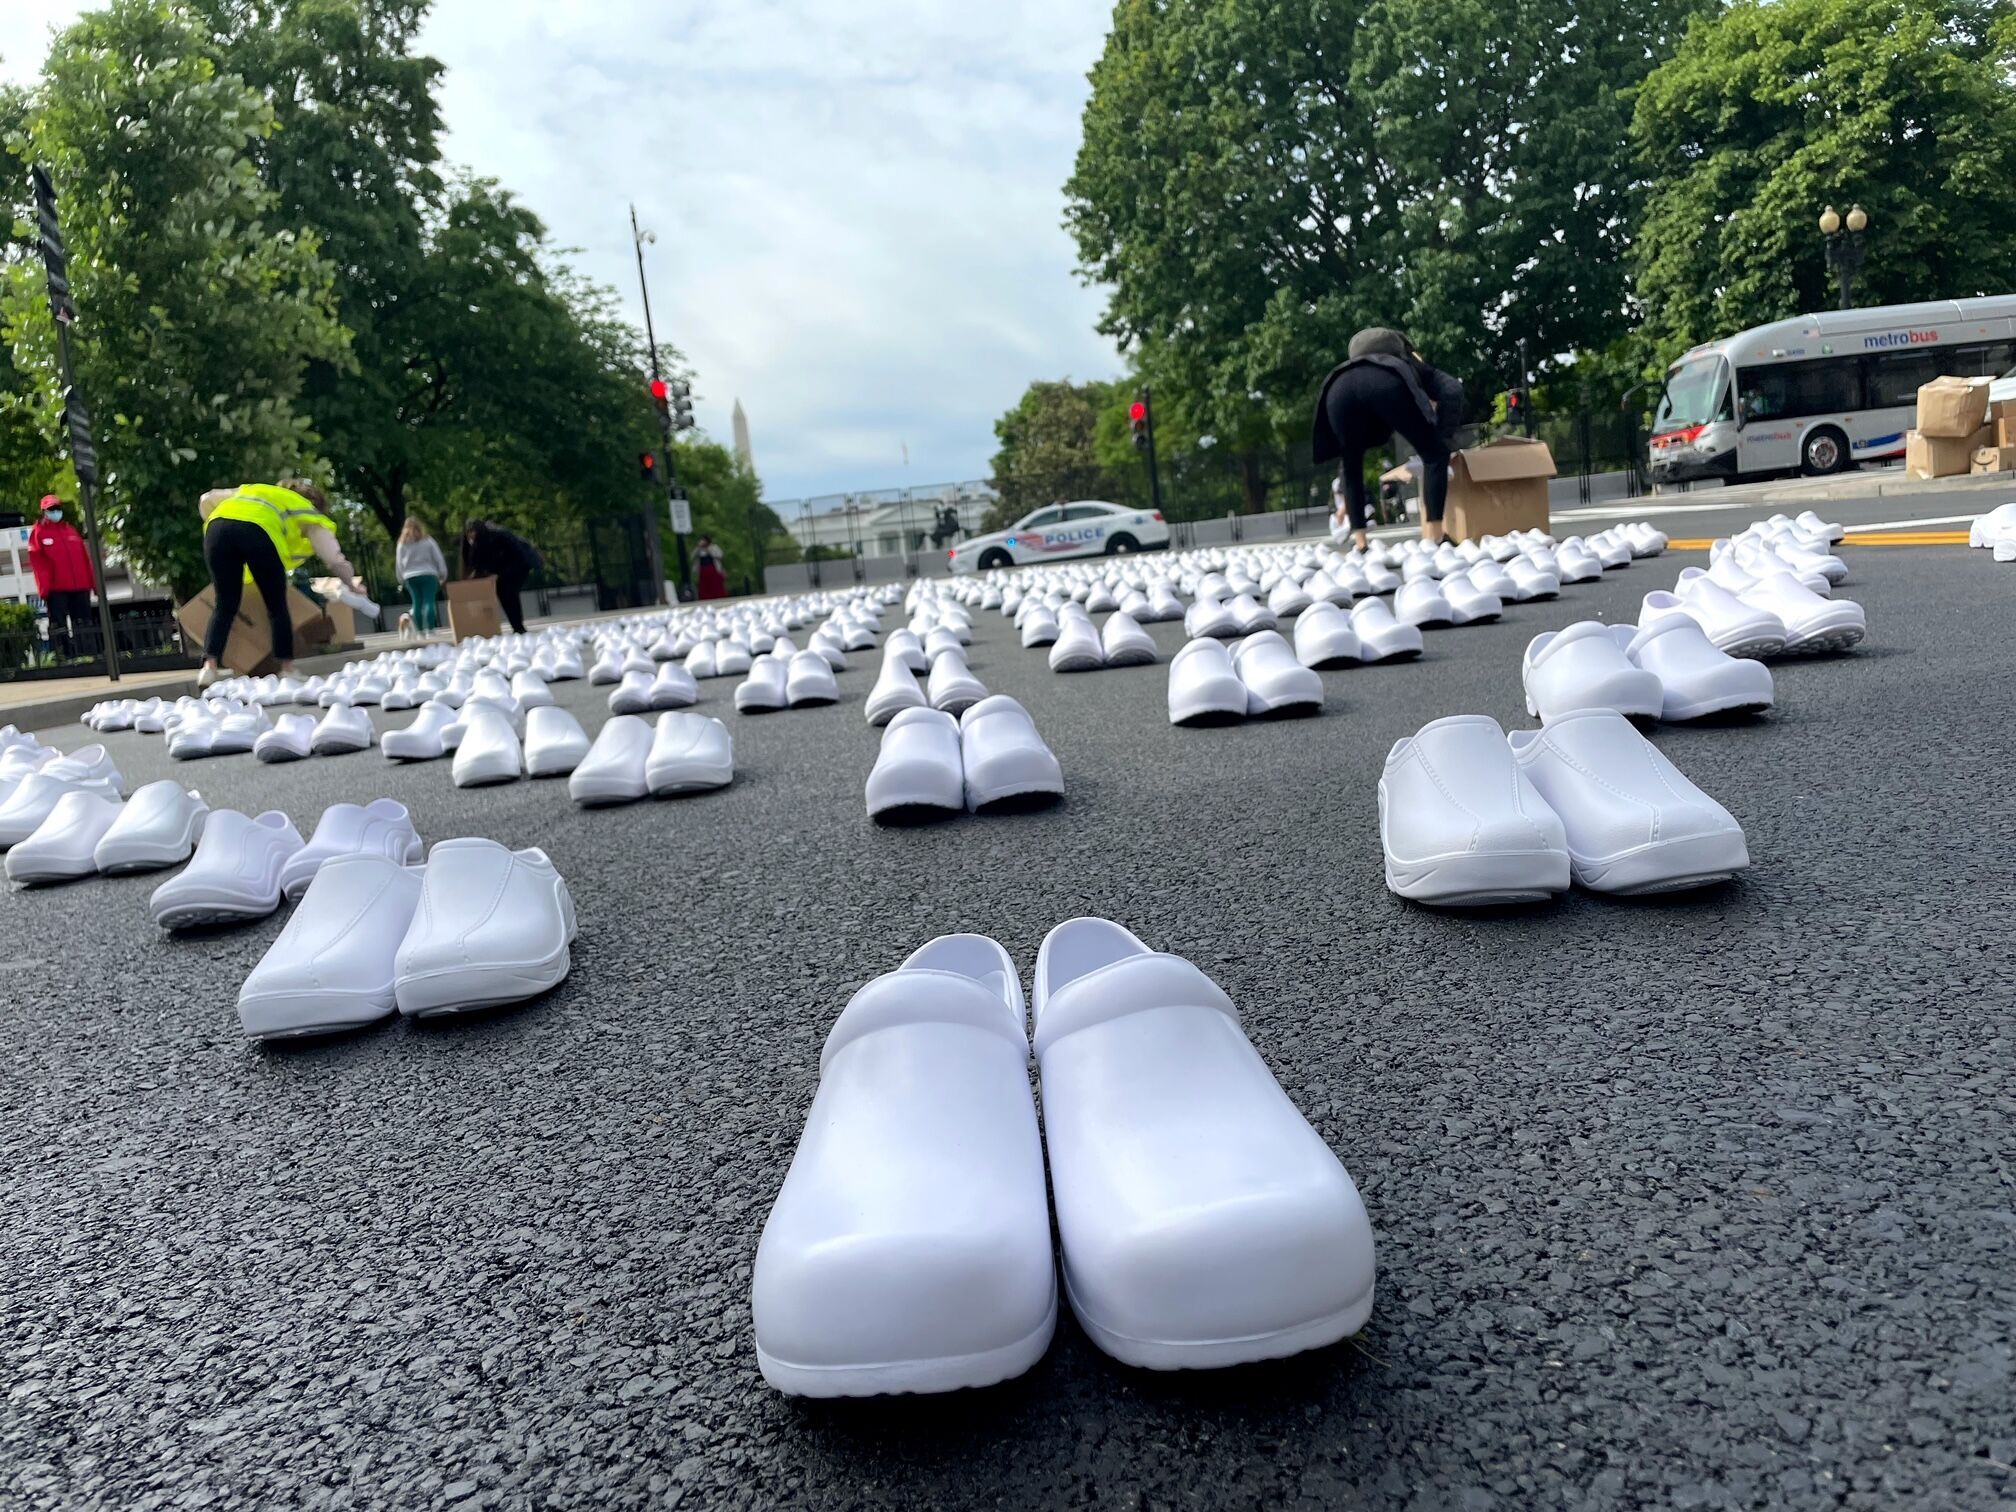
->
[[0, 1, 1126, 504]]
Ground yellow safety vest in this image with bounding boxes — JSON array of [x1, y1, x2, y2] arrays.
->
[[208, 484, 337, 582]]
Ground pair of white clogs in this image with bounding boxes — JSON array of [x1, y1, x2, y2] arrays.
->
[[569, 712, 734, 806], [867, 696, 1062, 821], [1523, 619, 1773, 725], [237, 839, 575, 1039], [1167, 632, 1323, 724], [1380, 711, 1749, 904], [753, 921, 1375, 1396]]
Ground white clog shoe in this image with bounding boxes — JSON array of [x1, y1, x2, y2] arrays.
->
[[1166, 638, 1246, 726], [1441, 569, 1503, 625], [1380, 715, 1569, 904], [785, 650, 839, 707], [1293, 600, 1362, 669], [210, 707, 271, 756], [393, 839, 575, 1017], [310, 701, 375, 756], [1033, 918, 1376, 1369], [1612, 619, 1773, 722], [148, 809, 305, 929], [569, 714, 653, 806], [1667, 577, 1787, 659], [281, 798, 424, 900], [1393, 578, 1453, 628], [865, 652, 927, 728], [866, 707, 964, 822], [381, 702, 457, 762], [1522, 622, 1665, 724], [1048, 615, 1105, 673], [715, 640, 753, 677], [1231, 631, 1323, 717], [6, 790, 126, 885], [1227, 593, 1276, 635], [752, 934, 1054, 1397], [1018, 608, 1060, 648], [509, 670, 555, 710], [1794, 509, 1845, 544], [609, 669, 655, 715], [1505, 557, 1560, 601], [646, 712, 734, 796], [167, 714, 221, 761], [1348, 597, 1425, 662], [883, 629, 929, 674], [1555, 540, 1604, 582], [650, 662, 700, 710], [43, 744, 121, 797], [734, 656, 790, 714], [927, 650, 987, 716], [1183, 596, 1235, 640], [1100, 612, 1159, 667], [255, 712, 317, 763], [959, 696, 1062, 811], [524, 706, 590, 777], [1737, 571, 1865, 655], [95, 782, 208, 874], [450, 701, 523, 788], [238, 854, 424, 1040], [1509, 709, 1749, 894], [684, 640, 720, 680]]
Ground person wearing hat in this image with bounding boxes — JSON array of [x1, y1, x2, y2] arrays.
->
[[194, 480, 365, 687], [1311, 327, 1466, 554], [25, 495, 98, 659]]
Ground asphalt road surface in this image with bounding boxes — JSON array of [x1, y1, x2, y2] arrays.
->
[[4, 491, 2012, 1511]]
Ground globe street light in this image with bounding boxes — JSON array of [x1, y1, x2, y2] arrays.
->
[[1820, 204, 1869, 310]]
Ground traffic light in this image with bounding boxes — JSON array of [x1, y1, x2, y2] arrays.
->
[[1130, 397, 1149, 451], [650, 376, 671, 424], [640, 450, 657, 481], [670, 379, 694, 431]]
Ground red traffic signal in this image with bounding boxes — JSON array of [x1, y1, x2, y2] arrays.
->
[[1130, 395, 1150, 451], [1128, 401, 1147, 423], [649, 377, 670, 402], [640, 450, 657, 480]]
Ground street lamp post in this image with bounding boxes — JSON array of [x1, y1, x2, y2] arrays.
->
[[630, 206, 689, 603], [1820, 205, 1869, 311]]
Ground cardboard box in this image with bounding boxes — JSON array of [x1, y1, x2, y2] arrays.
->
[[1972, 445, 2016, 475], [175, 584, 334, 673], [1994, 403, 2016, 450], [1905, 425, 1993, 480], [445, 577, 504, 642], [1443, 436, 1557, 543], [1916, 376, 1992, 438]]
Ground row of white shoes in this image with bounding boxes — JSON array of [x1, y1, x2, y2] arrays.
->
[[1380, 711, 1750, 904], [1523, 619, 1774, 724], [0, 738, 125, 859], [866, 696, 1062, 821], [753, 921, 1374, 1395], [1641, 517, 1866, 658]]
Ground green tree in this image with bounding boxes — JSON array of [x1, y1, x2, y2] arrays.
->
[[1633, 0, 2016, 356], [985, 378, 1130, 529], [668, 435, 783, 594], [0, 0, 348, 595], [1066, 0, 1708, 487]]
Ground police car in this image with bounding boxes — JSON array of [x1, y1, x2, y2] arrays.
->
[[947, 501, 1169, 573]]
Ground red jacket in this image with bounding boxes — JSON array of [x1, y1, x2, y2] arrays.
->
[[26, 517, 95, 596]]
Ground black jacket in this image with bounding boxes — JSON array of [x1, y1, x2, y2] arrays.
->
[[1310, 353, 1466, 463], [461, 523, 540, 579]]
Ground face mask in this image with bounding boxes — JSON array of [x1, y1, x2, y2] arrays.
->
[[44, 510, 62, 522]]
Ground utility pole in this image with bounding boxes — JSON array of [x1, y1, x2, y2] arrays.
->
[[631, 206, 689, 603], [30, 166, 120, 679], [1517, 338, 1534, 438]]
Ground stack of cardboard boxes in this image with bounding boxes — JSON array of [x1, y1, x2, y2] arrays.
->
[[1905, 376, 2016, 479]]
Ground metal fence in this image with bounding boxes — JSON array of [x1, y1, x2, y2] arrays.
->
[[0, 602, 191, 682]]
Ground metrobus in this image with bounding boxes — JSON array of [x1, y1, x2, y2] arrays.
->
[[1648, 296, 2016, 483]]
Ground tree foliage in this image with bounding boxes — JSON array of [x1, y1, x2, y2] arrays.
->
[[1632, 0, 2016, 355], [1065, 0, 1710, 483], [984, 378, 1130, 529], [0, 0, 349, 594]]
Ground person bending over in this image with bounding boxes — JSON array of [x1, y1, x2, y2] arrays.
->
[[1312, 327, 1465, 553], [461, 518, 542, 634], [196, 480, 363, 687]]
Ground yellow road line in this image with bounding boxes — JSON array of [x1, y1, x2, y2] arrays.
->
[[1662, 532, 1968, 549]]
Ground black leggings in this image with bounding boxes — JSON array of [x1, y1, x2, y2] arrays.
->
[[204, 518, 293, 663], [494, 568, 529, 634], [1326, 366, 1451, 530]]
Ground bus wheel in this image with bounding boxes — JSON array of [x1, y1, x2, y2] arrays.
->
[[1801, 427, 1850, 476]]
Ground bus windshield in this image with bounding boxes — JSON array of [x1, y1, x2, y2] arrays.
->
[[1654, 356, 1730, 432]]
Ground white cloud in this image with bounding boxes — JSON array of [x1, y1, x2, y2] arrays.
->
[[2, 0, 1126, 502]]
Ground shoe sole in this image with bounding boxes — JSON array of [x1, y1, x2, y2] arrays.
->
[[154, 899, 280, 930], [1386, 848, 1571, 906], [396, 947, 572, 1017], [1662, 694, 1773, 722], [1573, 831, 1749, 895], [757, 1293, 1056, 1398], [1712, 634, 1786, 661], [1064, 1269, 1374, 1371], [1780, 622, 1865, 656], [240, 993, 397, 1041]]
